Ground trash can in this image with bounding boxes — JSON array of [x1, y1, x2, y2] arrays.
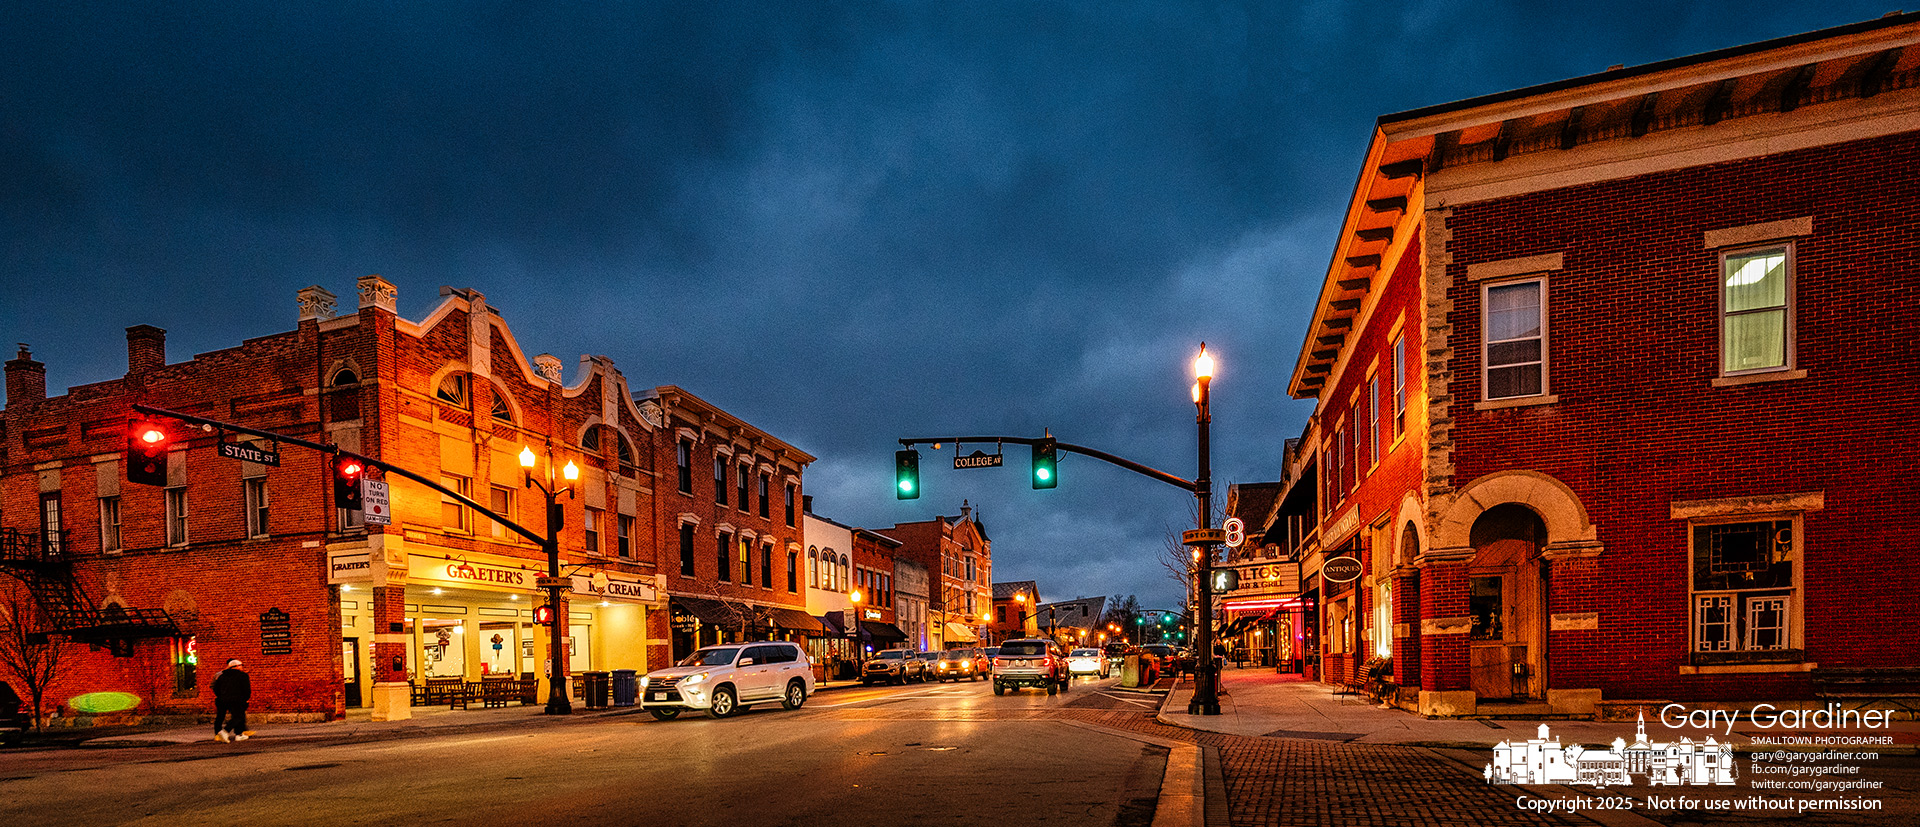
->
[[611, 669, 638, 707], [583, 671, 611, 709]]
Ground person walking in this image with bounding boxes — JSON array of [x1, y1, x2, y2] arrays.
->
[[212, 658, 251, 743]]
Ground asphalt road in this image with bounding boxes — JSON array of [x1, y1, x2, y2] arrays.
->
[[0, 674, 1169, 827]]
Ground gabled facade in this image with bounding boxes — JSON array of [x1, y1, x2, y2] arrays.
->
[[1280, 14, 1920, 717], [881, 502, 992, 649]]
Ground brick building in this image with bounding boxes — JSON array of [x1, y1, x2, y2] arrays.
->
[[1, 277, 814, 722], [1268, 14, 1920, 717], [990, 579, 1040, 645], [641, 385, 815, 663], [880, 502, 992, 649]]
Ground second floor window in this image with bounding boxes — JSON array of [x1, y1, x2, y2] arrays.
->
[[714, 457, 728, 505], [584, 507, 603, 554], [785, 484, 796, 526], [99, 496, 122, 553], [679, 523, 696, 576], [244, 478, 269, 539], [165, 488, 189, 547], [440, 475, 470, 532], [737, 463, 750, 512], [1721, 245, 1792, 375], [1391, 335, 1407, 436], [1484, 278, 1546, 399], [717, 531, 733, 581], [490, 486, 514, 540], [786, 549, 798, 593], [761, 544, 773, 588], [758, 474, 770, 518], [40, 493, 63, 555], [618, 514, 633, 559]]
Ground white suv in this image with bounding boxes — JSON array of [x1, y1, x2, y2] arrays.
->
[[640, 641, 813, 720]]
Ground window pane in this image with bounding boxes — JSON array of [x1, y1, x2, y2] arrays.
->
[[1487, 339, 1541, 368], [1487, 364, 1542, 399], [1695, 595, 1733, 652], [1722, 309, 1786, 373], [1723, 249, 1786, 312], [1486, 282, 1541, 340]]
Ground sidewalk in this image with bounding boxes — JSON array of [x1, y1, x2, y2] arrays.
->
[[1156, 666, 1920, 752], [81, 676, 875, 748]]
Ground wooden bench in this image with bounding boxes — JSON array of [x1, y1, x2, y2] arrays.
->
[[481, 676, 519, 708], [419, 677, 469, 708]]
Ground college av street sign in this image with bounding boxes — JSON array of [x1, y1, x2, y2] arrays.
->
[[954, 450, 1003, 469]]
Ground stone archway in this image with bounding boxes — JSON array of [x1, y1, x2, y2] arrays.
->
[[1430, 470, 1602, 559]]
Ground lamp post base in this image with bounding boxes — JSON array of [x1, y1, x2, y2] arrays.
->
[[1187, 699, 1221, 715], [545, 696, 573, 715]]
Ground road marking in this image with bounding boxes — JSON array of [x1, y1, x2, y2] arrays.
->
[[1096, 692, 1161, 709], [813, 684, 964, 708]]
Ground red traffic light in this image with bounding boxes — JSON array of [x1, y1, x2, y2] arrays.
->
[[333, 454, 365, 510], [126, 416, 170, 486]]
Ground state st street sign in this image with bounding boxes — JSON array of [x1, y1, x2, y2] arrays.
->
[[219, 441, 281, 466]]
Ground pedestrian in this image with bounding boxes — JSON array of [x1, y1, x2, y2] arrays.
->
[[212, 658, 251, 743]]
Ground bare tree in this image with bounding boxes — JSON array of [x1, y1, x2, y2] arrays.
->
[[685, 569, 772, 643], [0, 582, 70, 729]]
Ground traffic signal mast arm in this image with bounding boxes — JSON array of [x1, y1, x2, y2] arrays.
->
[[896, 435, 1196, 493], [132, 404, 546, 546]]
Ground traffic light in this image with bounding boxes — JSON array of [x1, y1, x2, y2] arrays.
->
[[1031, 439, 1057, 489], [534, 605, 555, 626], [894, 449, 920, 500], [126, 417, 170, 486], [333, 454, 365, 510]]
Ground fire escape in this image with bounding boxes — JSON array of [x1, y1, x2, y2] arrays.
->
[[0, 527, 179, 648]]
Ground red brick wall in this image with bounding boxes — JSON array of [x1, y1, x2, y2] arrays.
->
[[1441, 130, 1920, 700]]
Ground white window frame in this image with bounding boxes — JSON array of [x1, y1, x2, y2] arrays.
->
[[490, 485, 515, 541], [440, 474, 470, 533], [583, 506, 603, 554], [1391, 334, 1407, 438], [1687, 514, 1802, 659], [1481, 276, 1548, 401], [1718, 243, 1795, 377], [1367, 372, 1381, 470], [244, 477, 270, 539], [99, 496, 122, 553], [165, 487, 189, 547]]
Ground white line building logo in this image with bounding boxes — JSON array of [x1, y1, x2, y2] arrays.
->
[[1485, 714, 1736, 788]]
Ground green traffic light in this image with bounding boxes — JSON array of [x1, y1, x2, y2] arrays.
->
[[1035, 468, 1050, 481], [894, 449, 921, 500], [1031, 440, 1057, 490]]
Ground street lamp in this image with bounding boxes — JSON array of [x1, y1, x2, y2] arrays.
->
[[522, 445, 579, 715], [1189, 344, 1222, 716], [850, 589, 864, 665]]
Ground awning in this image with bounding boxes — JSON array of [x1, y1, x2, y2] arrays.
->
[[861, 621, 907, 643], [944, 622, 980, 643], [770, 607, 827, 636], [670, 596, 736, 626]]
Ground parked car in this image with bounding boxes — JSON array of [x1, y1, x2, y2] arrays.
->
[[0, 680, 27, 746], [1065, 648, 1110, 678], [932, 648, 988, 681], [992, 638, 1069, 695], [861, 648, 926, 685], [912, 650, 945, 679], [639, 641, 813, 720]]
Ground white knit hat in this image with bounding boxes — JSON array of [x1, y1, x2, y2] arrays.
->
[[227, 659, 243, 667]]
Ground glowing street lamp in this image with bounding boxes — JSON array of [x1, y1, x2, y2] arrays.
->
[[1189, 343, 1222, 716], [522, 444, 579, 714]]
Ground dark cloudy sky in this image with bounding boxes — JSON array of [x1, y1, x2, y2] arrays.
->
[[1, 2, 1893, 609]]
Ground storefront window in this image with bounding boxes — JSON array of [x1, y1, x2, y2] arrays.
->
[[172, 636, 197, 698], [420, 619, 466, 678]]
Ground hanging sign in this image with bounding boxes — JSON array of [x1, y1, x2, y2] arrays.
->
[[954, 450, 1003, 469], [1321, 556, 1364, 583], [220, 441, 281, 466], [1223, 517, 1246, 548]]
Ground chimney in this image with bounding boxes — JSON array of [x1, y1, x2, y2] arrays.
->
[[126, 325, 166, 378], [5, 344, 46, 407], [802, 494, 814, 514]]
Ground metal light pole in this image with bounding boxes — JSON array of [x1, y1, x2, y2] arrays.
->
[[521, 446, 578, 715], [1189, 344, 1222, 715]]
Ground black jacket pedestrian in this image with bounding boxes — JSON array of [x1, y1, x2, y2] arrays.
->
[[213, 667, 251, 706]]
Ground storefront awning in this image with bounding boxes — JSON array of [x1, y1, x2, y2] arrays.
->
[[861, 621, 907, 643], [944, 622, 980, 643], [670, 596, 737, 626], [769, 607, 827, 635]]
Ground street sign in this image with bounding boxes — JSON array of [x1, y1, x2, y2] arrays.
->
[[1182, 528, 1227, 546], [219, 441, 281, 466], [361, 479, 391, 525], [954, 450, 1003, 469], [1321, 556, 1363, 583]]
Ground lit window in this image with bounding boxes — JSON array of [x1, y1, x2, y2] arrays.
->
[[584, 507, 602, 553], [1484, 278, 1546, 399], [1721, 245, 1792, 375], [491, 486, 514, 540], [1391, 335, 1407, 437]]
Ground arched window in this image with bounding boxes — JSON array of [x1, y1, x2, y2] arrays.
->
[[436, 373, 468, 407], [808, 548, 818, 588], [330, 367, 358, 387], [614, 433, 635, 467], [839, 554, 851, 593], [490, 393, 512, 424], [582, 427, 601, 450]]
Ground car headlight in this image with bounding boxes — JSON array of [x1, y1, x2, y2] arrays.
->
[[961, 660, 970, 668], [682, 672, 708, 685], [640, 676, 650, 688]]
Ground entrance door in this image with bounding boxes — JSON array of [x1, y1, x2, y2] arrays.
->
[[1467, 504, 1548, 701], [342, 638, 362, 708]]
